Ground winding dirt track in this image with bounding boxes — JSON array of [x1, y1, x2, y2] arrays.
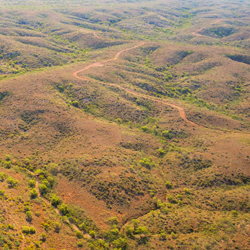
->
[[73, 42, 200, 127], [192, 19, 224, 37], [93, 32, 102, 39]]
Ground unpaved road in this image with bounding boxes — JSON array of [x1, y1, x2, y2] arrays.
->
[[73, 42, 200, 127], [192, 19, 224, 37]]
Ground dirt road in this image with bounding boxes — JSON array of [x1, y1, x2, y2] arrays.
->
[[73, 42, 200, 127]]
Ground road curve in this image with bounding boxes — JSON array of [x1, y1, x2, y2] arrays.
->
[[192, 19, 224, 37], [73, 42, 201, 127]]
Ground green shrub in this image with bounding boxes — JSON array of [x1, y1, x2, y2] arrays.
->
[[115, 118, 122, 124], [8, 224, 14, 230], [141, 126, 150, 132], [139, 157, 152, 169], [156, 199, 164, 208], [0, 172, 6, 182], [43, 223, 50, 231], [79, 223, 87, 231], [89, 230, 96, 238], [26, 211, 33, 221], [134, 226, 149, 235], [41, 179, 50, 188], [6, 177, 18, 188], [58, 203, 68, 215], [159, 232, 166, 240], [167, 195, 177, 204], [5, 155, 11, 161], [47, 176, 55, 187], [112, 237, 128, 249], [176, 194, 182, 200], [4, 161, 12, 169], [158, 148, 165, 156], [54, 222, 61, 233], [184, 188, 191, 194], [22, 226, 30, 234], [162, 130, 171, 138], [28, 179, 35, 188], [72, 101, 79, 107], [165, 181, 173, 189], [231, 210, 238, 217], [24, 205, 30, 212], [30, 188, 38, 199], [77, 241, 83, 247], [29, 226, 36, 234], [171, 232, 176, 239], [40, 233, 46, 242], [34, 241, 40, 248], [39, 184, 48, 195], [35, 211, 41, 217], [76, 231, 83, 239], [58, 85, 65, 93], [50, 194, 61, 207], [107, 217, 119, 225]]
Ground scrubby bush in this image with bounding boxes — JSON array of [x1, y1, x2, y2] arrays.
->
[[89, 230, 96, 238], [43, 223, 50, 231], [35, 211, 41, 217], [0, 172, 6, 182], [22, 226, 30, 234], [184, 188, 191, 194], [0, 190, 5, 197], [26, 211, 33, 221], [107, 217, 119, 226], [112, 237, 128, 249], [77, 241, 83, 247], [24, 205, 30, 212], [58, 203, 68, 215], [158, 148, 165, 156], [231, 210, 238, 217], [141, 126, 150, 132], [159, 232, 166, 240], [79, 222, 87, 231], [50, 194, 61, 207], [41, 179, 50, 188], [40, 233, 46, 242], [167, 195, 177, 204], [134, 226, 149, 235], [76, 231, 83, 239], [28, 179, 35, 188], [30, 188, 38, 199], [29, 226, 36, 234], [139, 157, 152, 169], [72, 100, 79, 107], [54, 222, 61, 233], [6, 177, 18, 188], [39, 184, 48, 195], [47, 176, 55, 187], [165, 181, 173, 189]]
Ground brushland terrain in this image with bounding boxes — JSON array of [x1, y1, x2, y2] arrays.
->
[[1, 0, 250, 249]]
